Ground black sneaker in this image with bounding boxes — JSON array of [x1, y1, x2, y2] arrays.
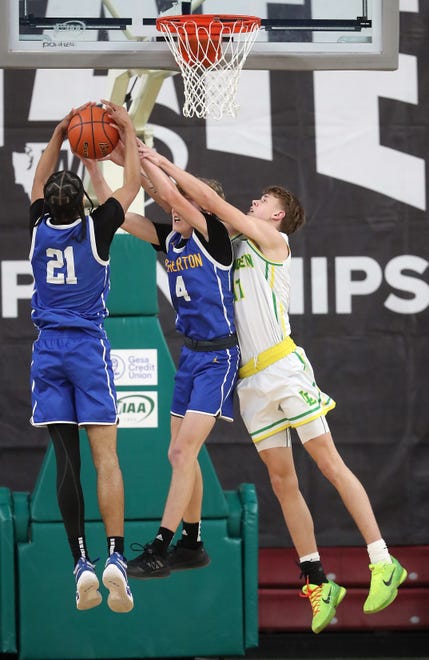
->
[[126, 543, 171, 580], [167, 540, 211, 572]]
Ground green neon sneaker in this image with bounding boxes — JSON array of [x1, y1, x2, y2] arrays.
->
[[301, 580, 347, 634], [364, 555, 407, 614]]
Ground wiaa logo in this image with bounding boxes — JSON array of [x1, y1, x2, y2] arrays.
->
[[117, 394, 155, 423]]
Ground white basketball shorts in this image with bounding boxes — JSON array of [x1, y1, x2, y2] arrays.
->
[[236, 345, 336, 448]]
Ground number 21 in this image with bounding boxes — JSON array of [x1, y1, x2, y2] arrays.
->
[[46, 246, 77, 284]]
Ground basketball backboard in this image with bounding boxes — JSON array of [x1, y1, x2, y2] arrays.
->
[[0, 0, 399, 71]]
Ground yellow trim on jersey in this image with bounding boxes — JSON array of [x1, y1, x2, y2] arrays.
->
[[279, 300, 288, 337], [253, 401, 337, 443], [239, 336, 297, 379], [246, 239, 285, 265]]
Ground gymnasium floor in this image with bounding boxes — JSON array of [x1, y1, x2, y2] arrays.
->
[[238, 631, 429, 659], [2, 632, 429, 660]]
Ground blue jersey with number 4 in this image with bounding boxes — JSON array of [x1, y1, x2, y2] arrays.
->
[[165, 229, 235, 341], [29, 214, 110, 335]]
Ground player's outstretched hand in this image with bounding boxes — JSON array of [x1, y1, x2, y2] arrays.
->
[[57, 101, 95, 138], [98, 139, 126, 166], [136, 137, 146, 158], [139, 145, 162, 166], [103, 136, 145, 167], [56, 109, 75, 137], [101, 99, 134, 135]]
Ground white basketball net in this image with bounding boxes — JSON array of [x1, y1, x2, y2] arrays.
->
[[157, 16, 261, 120]]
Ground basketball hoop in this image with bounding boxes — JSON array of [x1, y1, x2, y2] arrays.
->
[[156, 14, 261, 120]]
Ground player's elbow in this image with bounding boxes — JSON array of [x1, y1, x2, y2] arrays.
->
[[162, 187, 182, 209], [200, 186, 221, 214], [115, 187, 139, 213]]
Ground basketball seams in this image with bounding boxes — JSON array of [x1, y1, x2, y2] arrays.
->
[[67, 106, 119, 160], [90, 106, 97, 159], [101, 112, 115, 149]]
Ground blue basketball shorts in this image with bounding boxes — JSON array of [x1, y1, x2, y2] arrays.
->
[[171, 344, 240, 421], [30, 329, 118, 426]]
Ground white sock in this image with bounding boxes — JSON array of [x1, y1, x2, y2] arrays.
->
[[367, 539, 391, 565], [299, 552, 320, 563]]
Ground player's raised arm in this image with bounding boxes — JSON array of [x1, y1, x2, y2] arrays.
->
[[82, 151, 159, 245], [31, 110, 74, 203], [141, 147, 283, 253], [139, 151, 209, 239], [104, 137, 172, 214], [101, 100, 140, 214], [81, 158, 113, 205], [31, 102, 94, 203], [121, 211, 160, 245]]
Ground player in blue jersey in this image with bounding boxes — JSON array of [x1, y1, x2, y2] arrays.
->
[[84, 147, 239, 579], [29, 100, 140, 612], [138, 148, 408, 633]]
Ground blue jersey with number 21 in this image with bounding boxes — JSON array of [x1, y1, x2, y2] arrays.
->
[[29, 214, 110, 336]]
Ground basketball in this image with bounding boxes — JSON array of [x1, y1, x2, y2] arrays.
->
[[67, 105, 119, 159]]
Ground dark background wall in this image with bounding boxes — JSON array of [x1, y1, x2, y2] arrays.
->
[[0, 6, 427, 547]]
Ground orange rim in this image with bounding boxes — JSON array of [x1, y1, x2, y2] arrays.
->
[[156, 14, 261, 35]]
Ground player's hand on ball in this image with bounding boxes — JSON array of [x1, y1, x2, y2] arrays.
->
[[101, 99, 134, 135], [101, 139, 126, 166], [68, 105, 119, 159]]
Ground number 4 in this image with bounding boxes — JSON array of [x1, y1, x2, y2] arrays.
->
[[175, 275, 190, 301]]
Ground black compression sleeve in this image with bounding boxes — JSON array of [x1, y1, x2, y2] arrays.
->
[[49, 424, 85, 540]]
